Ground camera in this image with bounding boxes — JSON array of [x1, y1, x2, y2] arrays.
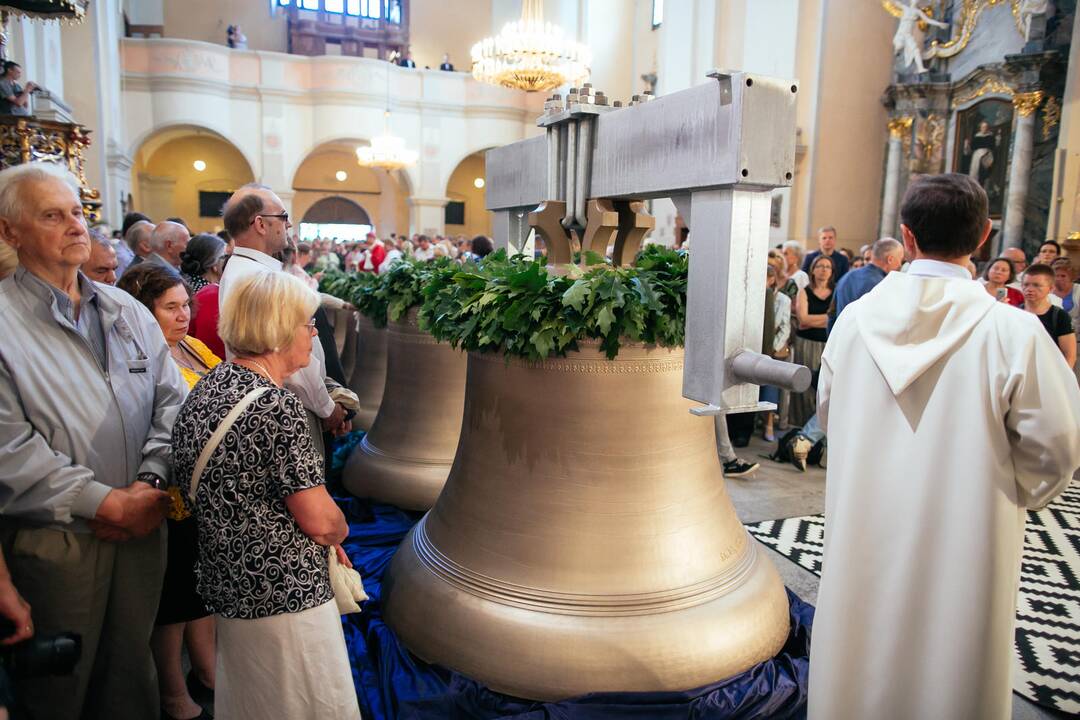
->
[[0, 621, 80, 678]]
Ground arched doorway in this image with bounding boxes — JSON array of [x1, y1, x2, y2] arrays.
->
[[444, 151, 492, 238], [292, 140, 410, 239], [299, 196, 373, 243], [130, 126, 255, 233]]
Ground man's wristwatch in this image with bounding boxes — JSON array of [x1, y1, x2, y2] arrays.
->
[[136, 472, 164, 490]]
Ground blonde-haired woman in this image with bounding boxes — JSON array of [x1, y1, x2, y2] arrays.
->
[[172, 270, 359, 720]]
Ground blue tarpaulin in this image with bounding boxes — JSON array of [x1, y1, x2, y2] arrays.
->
[[330, 434, 813, 720]]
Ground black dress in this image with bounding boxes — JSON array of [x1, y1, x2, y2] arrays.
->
[[156, 514, 209, 625]]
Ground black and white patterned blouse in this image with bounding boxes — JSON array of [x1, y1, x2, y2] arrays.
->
[[172, 362, 333, 619]]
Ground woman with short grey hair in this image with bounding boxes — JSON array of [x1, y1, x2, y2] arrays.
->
[[172, 270, 359, 720]]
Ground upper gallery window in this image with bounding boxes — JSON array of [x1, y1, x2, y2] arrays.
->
[[277, 0, 402, 23]]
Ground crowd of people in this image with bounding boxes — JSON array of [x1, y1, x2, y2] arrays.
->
[[300, 232, 493, 275], [0, 168, 369, 720], [752, 220, 1080, 474], [0, 157, 1077, 720]]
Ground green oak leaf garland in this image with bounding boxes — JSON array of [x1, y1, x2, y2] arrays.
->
[[319, 245, 688, 360]]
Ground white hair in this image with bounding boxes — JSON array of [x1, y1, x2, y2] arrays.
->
[[88, 227, 113, 250], [871, 237, 903, 261], [149, 221, 188, 253], [125, 220, 153, 253], [0, 162, 81, 223], [781, 240, 804, 261]]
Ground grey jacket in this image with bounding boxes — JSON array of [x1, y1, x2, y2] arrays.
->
[[0, 268, 186, 531]]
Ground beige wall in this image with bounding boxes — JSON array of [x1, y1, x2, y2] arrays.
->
[[445, 152, 492, 238], [584, 0, 634, 104], [133, 134, 255, 233], [292, 146, 409, 236], [630, 0, 659, 97], [1052, 9, 1080, 244], [788, 0, 824, 247], [800, 0, 894, 249], [163, 0, 287, 52], [160, 0, 490, 67], [409, 0, 492, 70]]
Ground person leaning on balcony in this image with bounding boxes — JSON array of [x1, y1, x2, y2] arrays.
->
[[0, 61, 36, 116], [0, 161, 186, 719]]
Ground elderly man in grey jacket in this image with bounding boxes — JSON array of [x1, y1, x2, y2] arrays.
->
[[0, 162, 185, 720]]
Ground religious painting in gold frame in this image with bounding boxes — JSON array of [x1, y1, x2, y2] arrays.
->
[[952, 99, 1013, 218]]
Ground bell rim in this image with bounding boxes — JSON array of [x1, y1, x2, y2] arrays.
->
[[410, 514, 759, 616]]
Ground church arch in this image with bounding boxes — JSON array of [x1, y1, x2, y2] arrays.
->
[[292, 140, 410, 238], [129, 125, 255, 233]]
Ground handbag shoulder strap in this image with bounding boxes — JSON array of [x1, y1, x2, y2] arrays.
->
[[189, 386, 271, 503]]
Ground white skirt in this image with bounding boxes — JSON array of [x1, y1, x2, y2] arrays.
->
[[215, 600, 361, 720]]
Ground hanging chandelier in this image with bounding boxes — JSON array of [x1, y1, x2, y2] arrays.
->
[[357, 73, 417, 172], [356, 128, 418, 170], [471, 0, 591, 93]]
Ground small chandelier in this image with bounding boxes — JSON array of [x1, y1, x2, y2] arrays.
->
[[471, 0, 591, 93], [357, 110, 418, 171]]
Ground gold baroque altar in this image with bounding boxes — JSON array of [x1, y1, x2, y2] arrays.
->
[[0, 116, 102, 221]]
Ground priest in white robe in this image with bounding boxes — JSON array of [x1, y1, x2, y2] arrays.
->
[[808, 173, 1080, 720]]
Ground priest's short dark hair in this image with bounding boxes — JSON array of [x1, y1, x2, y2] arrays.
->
[[900, 173, 988, 258]]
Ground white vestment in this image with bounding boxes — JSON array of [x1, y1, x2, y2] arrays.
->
[[808, 259, 1080, 720]]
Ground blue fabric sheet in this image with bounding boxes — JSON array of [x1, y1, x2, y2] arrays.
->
[[330, 435, 813, 720]]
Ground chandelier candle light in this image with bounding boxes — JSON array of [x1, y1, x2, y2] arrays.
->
[[356, 113, 418, 171], [358, 64, 419, 171], [471, 0, 591, 92]]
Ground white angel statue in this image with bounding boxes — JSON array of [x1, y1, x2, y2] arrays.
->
[[892, 0, 948, 74], [1019, 0, 1049, 40]]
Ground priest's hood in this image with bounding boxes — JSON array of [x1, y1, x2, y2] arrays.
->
[[853, 272, 997, 396]]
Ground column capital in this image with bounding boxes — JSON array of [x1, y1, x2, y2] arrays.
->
[[408, 196, 450, 208], [1012, 91, 1044, 117], [887, 117, 913, 139]]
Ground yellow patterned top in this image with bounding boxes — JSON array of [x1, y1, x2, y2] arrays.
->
[[176, 335, 222, 390], [168, 335, 222, 521]]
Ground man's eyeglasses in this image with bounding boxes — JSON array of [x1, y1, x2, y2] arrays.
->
[[252, 212, 289, 225]]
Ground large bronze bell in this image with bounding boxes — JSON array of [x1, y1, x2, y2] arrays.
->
[[383, 342, 791, 700], [343, 309, 466, 510], [347, 313, 388, 431]]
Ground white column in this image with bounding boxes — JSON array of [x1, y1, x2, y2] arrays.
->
[[1002, 91, 1044, 249], [879, 117, 910, 239], [137, 172, 176, 220], [409, 197, 449, 236], [277, 190, 295, 217]]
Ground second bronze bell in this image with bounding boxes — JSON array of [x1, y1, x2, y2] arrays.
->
[[342, 309, 466, 510], [346, 313, 387, 431]]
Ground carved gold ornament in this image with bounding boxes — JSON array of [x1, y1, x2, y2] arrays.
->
[[0, 117, 101, 221], [951, 77, 1014, 109], [918, 0, 1026, 59], [914, 114, 946, 173], [1041, 96, 1060, 140], [1012, 90, 1044, 117], [887, 116, 914, 139]]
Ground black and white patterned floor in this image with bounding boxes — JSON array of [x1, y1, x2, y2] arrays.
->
[[745, 483, 1080, 716]]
